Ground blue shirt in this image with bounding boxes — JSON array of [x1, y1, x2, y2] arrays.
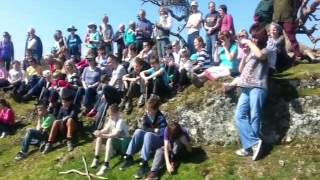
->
[[141, 111, 167, 138], [82, 67, 101, 85], [219, 43, 239, 73], [146, 66, 170, 87], [67, 34, 82, 54], [136, 18, 153, 40]]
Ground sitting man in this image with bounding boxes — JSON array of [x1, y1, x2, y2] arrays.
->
[[119, 96, 167, 179], [15, 104, 54, 160], [42, 88, 79, 153]]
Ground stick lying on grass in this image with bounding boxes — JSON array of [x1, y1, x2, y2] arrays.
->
[[59, 156, 108, 180]]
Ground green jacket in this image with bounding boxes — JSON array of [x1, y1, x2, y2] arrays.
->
[[124, 29, 136, 46], [41, 114, 55, 132], [255, 0, 274, 25], [273, 0, 301, 22]]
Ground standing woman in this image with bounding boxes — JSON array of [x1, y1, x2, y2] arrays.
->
[[66, 25, 82, 58], [0, 32, 14, 70], [218, 4, 235, 35], [0, 99, 15, 138]]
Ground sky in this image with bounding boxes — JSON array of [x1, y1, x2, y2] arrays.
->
[[0, 0, 313, 59]]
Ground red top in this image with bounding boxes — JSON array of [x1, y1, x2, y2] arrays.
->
[[51, 79, 70, 89], [0, 108, 15, 125], [221, 14, 235, 35]]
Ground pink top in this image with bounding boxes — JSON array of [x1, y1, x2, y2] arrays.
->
[[0, 108, 15, 125], [220, 14, 235, 35]]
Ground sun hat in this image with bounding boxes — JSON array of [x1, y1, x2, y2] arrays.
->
[[67, 25, 78, 32]]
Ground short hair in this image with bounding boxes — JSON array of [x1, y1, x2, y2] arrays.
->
[[108, 54, 120, 63], [249, 23, 268, 49], [150, 57, 160, 64], [269, 22, 283, 35], [98, 47, 105, 52], [208, 1, 215, 6], [146, 96, 161, 110], [219, 30, 232, 40], [219, 4, 227, 13], [134, 57, 145, 66], [100, 74, 110, 82], [195, 36, 204, 45]]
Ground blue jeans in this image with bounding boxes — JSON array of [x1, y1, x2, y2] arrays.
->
[[156, 38, 170, 59], [126, 129, 163, 161], [206, 33, 217, 63], [235, 87, 267, 150], [21, 129, 47, 153], [187, 31, 199, 55]]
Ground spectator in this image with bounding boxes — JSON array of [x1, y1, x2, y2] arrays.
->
[[43, 89, 79, 153], [90, 104, 131, 176], [64, 60, 80, 89], [192, 31, 239, 87], [124, 21, 137, 48], [204, 1, 221, 62], [122, 44, 138, 72], [66, 25, 82, 58], [25, 28, 43, 64], [100, 15, 114, 56], [0, 60, 9, 88], [219, 4, 235, 35], [119, 96, 167, 179], [15, 104, 54, 160], [273, 0, 302, 60], [172, 40, 181, 66], [162, 44, 179, 89], [108, 54, 127, 94], [234, 23, 270, 161], [155, 6, 172, 59], [178, 48, 193, 91], [0, 99, 15, 138], [146, 122, 192, 180], [191, 37, 211, 74], [140, 57, 171, 99], [254, 0, 274, 25], [0, 32, 14, 70], [113, 24, 126, 60], [86, 23, 101, 55], [96, 47, 112, 76], [136, 9, 153, 52], [52, 30, 67, 58], [7, 61, 26, 96], [138, 41, 153, 64], [186, 1, 202, 54]]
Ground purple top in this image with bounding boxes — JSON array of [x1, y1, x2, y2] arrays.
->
[[0, 40, 14, 60]]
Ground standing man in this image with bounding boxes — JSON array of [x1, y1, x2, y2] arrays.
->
[[113, 24, 126, 60], [25, 28, 43, 64], [155, 6, 172, 60], [273, 0, 303, 60], [66, 25, 82, 59], [100, 15, 114, 57], [204, 1, 221, 63], [136, 9, 153, 52], [186, 1, 202, 54]]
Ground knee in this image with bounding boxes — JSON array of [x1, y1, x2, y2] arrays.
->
[[66, 118, 75, 126], [133, 129, 144, 137], [144, 132, 153, 143]]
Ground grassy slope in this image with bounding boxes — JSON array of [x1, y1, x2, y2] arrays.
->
[[0, 64, 320, 180]]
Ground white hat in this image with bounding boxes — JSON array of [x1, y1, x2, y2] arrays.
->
[[88, 22, 97, 29], [191, 1, 198, 6]]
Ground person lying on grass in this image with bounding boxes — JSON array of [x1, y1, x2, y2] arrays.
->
[[15, 104, 54, 160], [90, 104, 131, 176]]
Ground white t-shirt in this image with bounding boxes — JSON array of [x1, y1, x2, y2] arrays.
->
[[187, 12, 202, 34], [27, 38, 37, 50], [104, 118, 129, 138], [109, 64, 127, 91], [8, 69, 25, 83]]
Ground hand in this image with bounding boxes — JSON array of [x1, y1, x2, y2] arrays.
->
[[154, 128, 160, 134], [167, 163, 174, 174], [93, 130, 101, 137]]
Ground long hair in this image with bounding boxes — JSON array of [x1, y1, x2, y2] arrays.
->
[[167, 122, 184, 140]]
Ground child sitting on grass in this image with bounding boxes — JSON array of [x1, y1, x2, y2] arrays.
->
[[15, 104, 54, 160], [90, 104, 131, 176], [0, 99, 15, 138]]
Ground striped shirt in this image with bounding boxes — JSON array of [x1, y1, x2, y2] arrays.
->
[[197, 48, 211, 70]]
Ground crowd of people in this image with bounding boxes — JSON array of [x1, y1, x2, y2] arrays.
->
[[0, 0, 309, 179]]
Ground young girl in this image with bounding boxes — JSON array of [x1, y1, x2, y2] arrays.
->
[[0, 99, 15, 138], [90, 104, 130, 176]]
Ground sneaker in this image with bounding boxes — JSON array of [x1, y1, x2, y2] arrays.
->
[[96, 165, 110, 176], [0, 132, 6, 138], [134, 162, 149, 179], [119, 155, 133, 171], [42, 143, 53, 154], [235, 149, 252, 157], [252, 139, 263, 161], [90, 158, 99, 168], [67, 141, 74, 152], [124, 99, 133, 113], [145, 171, 159, 180], [15, 151, 27, 160], [39, 142, 46, 152], [86, 109, 97, 118], [138, 95, 145, 107]]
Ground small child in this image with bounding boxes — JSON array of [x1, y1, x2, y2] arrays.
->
[[15, 104, 55, 160], [0, 99, 15, 138], [90, 104, 131, 176]]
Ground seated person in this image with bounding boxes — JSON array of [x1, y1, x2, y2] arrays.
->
[[96, 47, 112, 77], [90, 104, 131, 176], [108, 54, 127, 94], [191, 37, 211, 74], [119, 96, 167, 179], [177, 49, 194, 91], [0, 99, 15, 138], [120, 58, 146, 113], [140, 58, 171, 102], [137, 41, 153, 64], [192, 31, 239, 88], [7, 61, 26, 95], [162, 44, 180, 89], [15, 104, 55, 160], [0, 60, 9, 88], [146, 122, 192, 180], [42, 89, 79, 153]]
